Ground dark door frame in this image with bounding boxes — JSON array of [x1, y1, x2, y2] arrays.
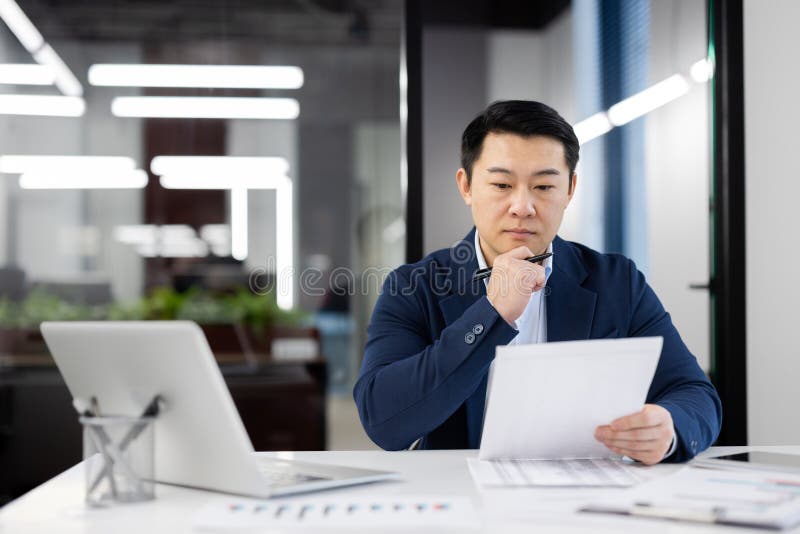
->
[[709, 0, 747, 446], [403, 0, 424, 263]]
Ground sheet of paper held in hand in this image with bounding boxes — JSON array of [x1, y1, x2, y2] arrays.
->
[[479, 337, 663, 463]]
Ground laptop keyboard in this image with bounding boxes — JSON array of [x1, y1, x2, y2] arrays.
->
[[257, 463, 330, 488]]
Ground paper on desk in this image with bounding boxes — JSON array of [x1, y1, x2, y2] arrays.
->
[[193, 495, 479, 530], [467, 457, 642, 487], [479, 337, 662, 460], [582, 466, 800, 529]]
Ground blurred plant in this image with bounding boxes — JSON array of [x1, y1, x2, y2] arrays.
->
[[0, 285, 306, 330], [143, 286, 190, 320], [0, 297, 14, 328], [177, 289, 244, 324], [224, 287, 303, 340], [106, 299, 149, 321], [15, 289, 101, 327]]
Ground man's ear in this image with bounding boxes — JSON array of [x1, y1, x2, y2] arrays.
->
[[456, 168, 472, 206], [566, 172, 578, 206]]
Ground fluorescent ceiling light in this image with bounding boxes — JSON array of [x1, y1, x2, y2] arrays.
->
[[690, 58, 714, 83], [19, 169, 148, 189], [382, 216, 406, 244], [32, 44, 83, 96], [0, 1, 83, 97], [0, 0, 44, 53], [136, 241, 208, 258], [573, 112, 613, 145], [111, 96, 300, 120], [231, 188, 248, 261], [114, 224, 195, 244], [276, 181, 293, 310], [608, 75, 690, 127], [200, 224, 231, 257], [113, 224, 157, 244], [159, 174, 290, 190], [152, 155, 294, 304], [0, 63, 54, 85], [0, 155, 135, 174], [89, 64, 304, 89], [156, 225, 197, 243], [115, 224, 230, 258], [151, 156, 289, 177], [0, 94, 85, 116]]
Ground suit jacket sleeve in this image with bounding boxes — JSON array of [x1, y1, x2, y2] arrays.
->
[[353, 269, 517, 450], [627, 260, 723, 462]]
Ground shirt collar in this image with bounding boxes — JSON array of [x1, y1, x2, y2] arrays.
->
[[474, 229, 553, 281]]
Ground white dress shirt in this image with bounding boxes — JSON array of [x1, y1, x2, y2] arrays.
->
[[475, 230, 552, 343]]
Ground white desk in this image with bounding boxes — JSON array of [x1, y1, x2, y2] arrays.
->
[[2, 446, 800, 533]]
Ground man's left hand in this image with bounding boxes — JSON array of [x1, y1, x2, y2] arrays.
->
[[594, 404, 674, 465]]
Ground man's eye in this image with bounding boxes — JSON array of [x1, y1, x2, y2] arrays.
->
[[535, 185, 554, 191], [492, 183, 511, 190]]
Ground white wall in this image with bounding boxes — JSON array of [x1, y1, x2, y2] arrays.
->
[[744, 0, 800, 444], [644, 0, 710, 371], [487, 12, 576, 125], [422, 28, 486, 254]]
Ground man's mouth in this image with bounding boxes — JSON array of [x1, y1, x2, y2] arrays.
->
[[504, 228, 535, 236]]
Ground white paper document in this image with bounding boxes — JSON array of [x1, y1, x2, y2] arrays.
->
[[193, 496, 479, 530], [581, 466, 800, 529], [468, 457, 642, 487], [479, 336, 662, 460]]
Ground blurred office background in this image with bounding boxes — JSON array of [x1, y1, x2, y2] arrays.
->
[[3, 0, 793, 506]]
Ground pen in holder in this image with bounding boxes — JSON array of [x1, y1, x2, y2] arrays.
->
[[76, 396, 161, 507]]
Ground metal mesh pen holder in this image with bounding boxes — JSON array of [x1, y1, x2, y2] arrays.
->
[[79, 414, 156, 506]]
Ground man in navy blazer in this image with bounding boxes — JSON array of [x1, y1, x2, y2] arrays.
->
[[354, 100, 721, 464]]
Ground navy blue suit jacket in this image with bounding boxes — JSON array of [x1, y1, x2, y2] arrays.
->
[[354, 229, 722, 462]]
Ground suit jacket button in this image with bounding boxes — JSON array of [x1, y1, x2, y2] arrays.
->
[[464, 332, 476, 344], [472, 323, 484, 335]]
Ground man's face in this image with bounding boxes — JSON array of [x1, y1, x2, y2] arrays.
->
[[456, 132, 576, 266]]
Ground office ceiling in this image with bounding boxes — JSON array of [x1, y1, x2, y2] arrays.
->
[[421, 0, 571, 30], [16, 0, 403, 47], [15, 0, 572, 48]]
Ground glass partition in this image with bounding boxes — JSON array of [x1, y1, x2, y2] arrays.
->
[[0, 2, 403, 405]]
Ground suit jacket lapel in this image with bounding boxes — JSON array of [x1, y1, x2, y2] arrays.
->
[[438, 228, 486, 326], [545, 236, 597, 342]]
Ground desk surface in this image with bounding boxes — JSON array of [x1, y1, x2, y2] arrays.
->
[[3, 446, 800, 533]]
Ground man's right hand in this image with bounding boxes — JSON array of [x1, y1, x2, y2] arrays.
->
[[485, 246, 547, 326]]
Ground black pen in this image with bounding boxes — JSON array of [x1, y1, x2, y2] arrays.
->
[[472, 252, 553, 281]]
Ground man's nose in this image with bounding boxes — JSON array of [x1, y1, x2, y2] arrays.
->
[[509, 189, 536, 217]]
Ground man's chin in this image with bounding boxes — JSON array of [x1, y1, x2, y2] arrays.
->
[[498, 233, 547, 255]]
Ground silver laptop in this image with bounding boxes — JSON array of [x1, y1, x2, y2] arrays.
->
[[41, 321, 397, 497]]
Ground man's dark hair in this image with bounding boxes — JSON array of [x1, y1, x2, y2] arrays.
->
[[460, 100, 580, 188]]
